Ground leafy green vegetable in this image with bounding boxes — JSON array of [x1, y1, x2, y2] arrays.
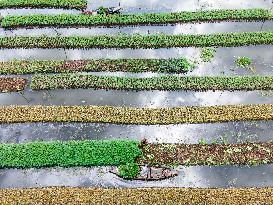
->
[[0, 0, 87, 9], [2, 9, 272, 28], [0, 31, 272, 49], [0, 58, 194, 74], [97, 6, 107, 15], [118, 163, 140, 179], [0, 140, 141, 168]]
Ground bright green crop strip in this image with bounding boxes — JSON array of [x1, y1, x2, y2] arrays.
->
[[0, 0, 87, 10], [0, 140, 141, 168], [0, 32, 272, 49], [30, 74, 273, 91], [1, 9, 272, 28], [0, 58, 193, 74]]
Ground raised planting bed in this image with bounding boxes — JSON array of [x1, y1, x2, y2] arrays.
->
[[0, 140, 141, 168], [0, 0, 87, 10], [1, 187, 272, 204], [0, 77, 26, 92], [139, 142, 273, 166], [2, 9, 272, 28], [0, 104, 272, 124], [30, 74, 273, 91], [0, 32, 272, 49], [0, 58, 194, 74], [0, 138, 272, 169]]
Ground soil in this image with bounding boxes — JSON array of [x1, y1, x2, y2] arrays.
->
[[138, 141, 273, 166]]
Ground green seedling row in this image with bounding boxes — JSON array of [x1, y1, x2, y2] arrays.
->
[[0, 58, 193, 74], [0, 31, 272, 49], [0, 0, 87, 10], [2, 9, 272, 28], [30, 74, 273, 91]]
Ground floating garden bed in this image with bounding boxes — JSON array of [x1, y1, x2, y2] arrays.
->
[[31, 74, 273, 91], [1, 187, 272, 204], [0, 77, 26, 92], [1, 9, 272, 28], [0, 58, 194, 74], [0, 104, 272, 124], [0, 0, 87, 10], [0, 139, 272, 169], [0, 32, 272, 49], [139, 142, 273, 166], [0, 140, 141, 168]]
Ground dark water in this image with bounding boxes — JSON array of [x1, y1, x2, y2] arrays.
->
[[0, 164, 272, 188], [0, 0, 270, 17], [87, 0, 271, 13], [0, 90, 272, 107], [0, 120, 272, 144], [1, 20, 271, 35]]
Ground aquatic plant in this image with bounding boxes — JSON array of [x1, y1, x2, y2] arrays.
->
[[235, 56, 252, 68], [118, 163, 140, 179], [200, 48, 216, 62]]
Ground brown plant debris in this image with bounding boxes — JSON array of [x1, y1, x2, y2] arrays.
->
[[0, 77, 26, 92], [138, 142, 273, 166]]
